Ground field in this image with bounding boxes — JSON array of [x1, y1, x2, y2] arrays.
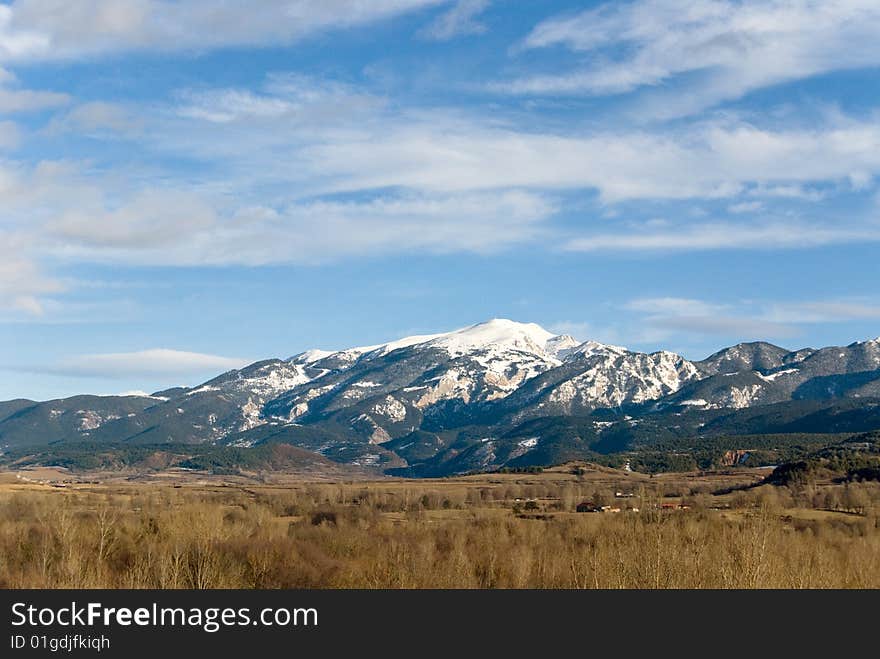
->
[[0, 463, 878, 589]]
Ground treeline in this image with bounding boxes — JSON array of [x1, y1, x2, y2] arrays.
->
[[768, 433, 880, 487], [0, 441, 330, 475], [2, 430, 877, 479]]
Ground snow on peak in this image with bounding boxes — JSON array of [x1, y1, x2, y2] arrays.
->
[[289, 349, 335, 364], [285, 319, 630, 368], [300, 319, 569, 363], [116, 390, 165, 400], [359, 331, 447, 357], [296, 331, 448, 362], [568, 339, 628, 359], [424, 319, 558, 356], [545, 334, 581, 359]]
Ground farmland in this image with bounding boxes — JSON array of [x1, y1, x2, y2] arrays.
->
[[1, 463, 877, 589]]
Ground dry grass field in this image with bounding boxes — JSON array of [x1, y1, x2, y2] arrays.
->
[[0, 463, 878, 589]]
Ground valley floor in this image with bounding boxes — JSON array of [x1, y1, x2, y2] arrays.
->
[[0, 464, 877, 589]]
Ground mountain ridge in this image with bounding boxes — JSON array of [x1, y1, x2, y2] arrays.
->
[[3, 319, 880, 476]]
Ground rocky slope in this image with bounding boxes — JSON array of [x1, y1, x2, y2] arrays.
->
[[3, 321, 880, 476]]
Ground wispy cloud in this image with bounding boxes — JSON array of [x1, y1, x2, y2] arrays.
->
[[0, 120, 20, 149], [646, 315, 801, 340], [420, 0, 490, 41], [40, 185, 554, 267], [501, 0, 880, 118], [763, 301, 880, 324], [565, 220, 880, 253], [621, 295, 880, 345], [621, 296, 800, 341], [173, 75, 382, 125], [5, 71, 880, 313], [0, 66, 68, 111], [0, 233, 64, 315], [45, 349, 250, 379], [0, 135, 557, 312], [292, 114, 880, 202], [728, 201, 763, 214], [0, 0, 448, 61], [45, 101, 143, 137], [60, 74, 879, 207], [0, 86, 69, 112], [624, 297, 725, 317]]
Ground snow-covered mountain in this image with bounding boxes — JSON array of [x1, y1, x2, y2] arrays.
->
[[265, 320, 582, 441], [498, 345, 702, 421], [664, 337, 880, 410], [3, 321, 880, 476]]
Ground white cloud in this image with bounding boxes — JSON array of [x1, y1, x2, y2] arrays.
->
[[0, 235, 64, 315], [504, 0, 880, 118], [176, 90, 297, 124], [552, 297, 804, 350], [0, 7, 47, 59], [2, 78, 879, 318], [0, 120, 20, 149], [565, 220, 880, 253], [44, 189, 555, 266], [728, 201, 763, 214], [46, 101, 142, 137], [0, 86, 69, 112], [0, 0, 448, 61], [747, 184, 826, 202], [0, 156, 554, 270], [624, 297, 726, 317], [4, 73, 880, 315], [50, 349, 250, 379], [623, 296, 800, 340], [292, 115, 880, 202], [0, 66, 69, 112], [122, 76, 880, 205], [420, 0, 489, 41], [646, 315, 801, 339], [763, 301, 880, 324], [622, 295, 880, 345], [174, 75, 382, 125], [0, 154, 547, 317], [48, 188, 219, 252]]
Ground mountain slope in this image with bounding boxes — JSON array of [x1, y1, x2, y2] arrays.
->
[[0, 395, 164, 449], [3, 321, 880, 477], [696, 341, 792, 375], [495, 345, 701, 422]]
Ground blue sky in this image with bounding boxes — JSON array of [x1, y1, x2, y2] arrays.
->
[[2, 0, 880, 400]]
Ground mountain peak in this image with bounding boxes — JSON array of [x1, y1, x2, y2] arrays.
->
[[545, 334, 581, 359], [288, 319, 561, 365], [300, 319, 632, 364], [424, 319, 558, 356], [697, 341, 790, 375], [568, 339, 628, 359], [448, 318, 554, 341], [289, 349, 335, 364]]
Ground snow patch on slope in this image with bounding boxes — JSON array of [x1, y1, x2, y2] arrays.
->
[[758, 368, 799, 382], [370, 396, 407, 423]]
